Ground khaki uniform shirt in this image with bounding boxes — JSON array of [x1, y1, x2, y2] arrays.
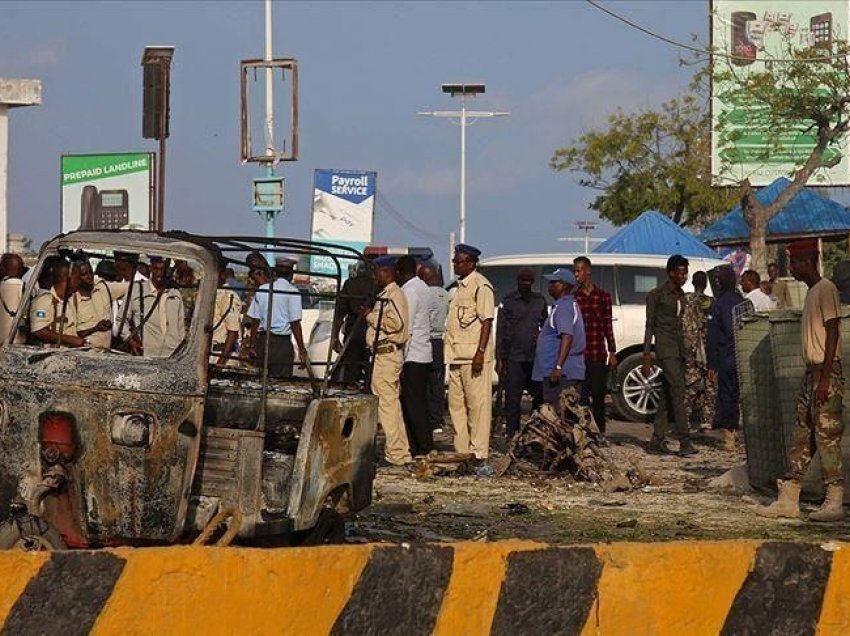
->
[[30, 288, 78, 342], [802, 277, 841, 365], [122, 280, 186, 358], [74, 280, 128, 350], [213, 287, 242, 345], [445, 269, 495, 364], [366, 282, 408, 348]]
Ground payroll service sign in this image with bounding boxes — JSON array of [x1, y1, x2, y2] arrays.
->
[[310, 169, 376, 276], [61, 153, 154, 233]]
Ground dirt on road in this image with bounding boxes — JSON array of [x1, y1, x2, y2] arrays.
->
[[349, 419, 850, 545]]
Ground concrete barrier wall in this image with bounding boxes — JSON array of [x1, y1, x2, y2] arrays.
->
[[0, 540, 848, 634]]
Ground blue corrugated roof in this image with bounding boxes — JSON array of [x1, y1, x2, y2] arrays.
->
[[700, 177, 850, 245], [593, 210, 718, 258]]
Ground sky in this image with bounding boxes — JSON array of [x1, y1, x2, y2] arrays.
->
[[0, 0, 709, 264]]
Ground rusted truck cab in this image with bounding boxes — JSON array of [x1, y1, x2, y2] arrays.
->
[[0, 231, 377, 548]]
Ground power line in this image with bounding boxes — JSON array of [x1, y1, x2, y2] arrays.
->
[[375, 191, 445, 241], [584, 0, 849, 63]]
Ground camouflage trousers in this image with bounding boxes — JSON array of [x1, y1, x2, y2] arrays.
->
[[684, 360, 716, 429], [788, 360, 845, 485]]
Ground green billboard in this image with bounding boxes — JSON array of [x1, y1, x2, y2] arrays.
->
[[711, 1, 850, 186], [60, 153, 154, 232]]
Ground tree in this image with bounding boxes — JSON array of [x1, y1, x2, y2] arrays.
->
[[550, 73, 737, 229], [714, 31, 850, 272]]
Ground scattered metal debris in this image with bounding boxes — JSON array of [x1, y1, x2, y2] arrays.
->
[[493, 388, 649, 492]]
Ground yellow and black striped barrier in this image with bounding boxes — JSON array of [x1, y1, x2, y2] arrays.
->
[[1, 540, 849, 634]]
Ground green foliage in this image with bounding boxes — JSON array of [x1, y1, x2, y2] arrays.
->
[[550, 74, 737, 228], [823, 237, 848, 279], [714, 36, 850, 184]]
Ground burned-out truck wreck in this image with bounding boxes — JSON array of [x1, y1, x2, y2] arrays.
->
[[0, 231, 378, 549]]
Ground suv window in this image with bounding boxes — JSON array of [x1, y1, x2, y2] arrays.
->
[[615, 265, 666, 305], [480, 263, 616, 304], [479, 265, 542, 304]]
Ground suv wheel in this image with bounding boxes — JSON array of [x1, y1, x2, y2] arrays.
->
[[613, 352, 663, 422]]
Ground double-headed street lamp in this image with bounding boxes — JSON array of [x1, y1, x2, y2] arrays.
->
[[418, 83, 509, 245]]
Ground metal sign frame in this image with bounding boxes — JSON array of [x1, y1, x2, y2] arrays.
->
[[240, 58, 299, 163]]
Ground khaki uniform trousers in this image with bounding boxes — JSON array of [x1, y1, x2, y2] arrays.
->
[[371, 348, 411, 465], [448, 362, 493, 459]]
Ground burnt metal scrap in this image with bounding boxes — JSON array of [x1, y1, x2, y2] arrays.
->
[[495, 388, 634, 490]]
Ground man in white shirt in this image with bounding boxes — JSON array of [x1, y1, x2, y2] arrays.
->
[[397, 255, 434, 457], [741, 270, 777, 312], [246, 259, 306, 378], [420, 264, 449, 432]]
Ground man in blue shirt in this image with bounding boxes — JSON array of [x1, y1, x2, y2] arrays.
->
[[246, 259, 306, 378], [532, 268, 586, 405]]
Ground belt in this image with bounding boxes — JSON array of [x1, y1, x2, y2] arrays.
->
[[375, 342, 402, 355]]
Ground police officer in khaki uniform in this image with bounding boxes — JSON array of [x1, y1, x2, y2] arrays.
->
[[359, 255, 410, 466], [121, 257, 186, 358], [72, 258, 128, 350], [30, 257, 85, 348], [212, 261, 242, 367], [445, 244, 495, 460]]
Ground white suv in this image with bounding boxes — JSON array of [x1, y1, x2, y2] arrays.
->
[[479, 252, 728, 422]]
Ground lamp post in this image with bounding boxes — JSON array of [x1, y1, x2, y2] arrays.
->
[[557, 221, 603, 254], [418, 83, 508, 245]]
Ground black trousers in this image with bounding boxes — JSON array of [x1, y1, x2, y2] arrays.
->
[[504, 360, 542, 437], [542, 377, 582, 405], [401, 361, 433, 456], [427, 338, 445, 430], [332, 335, 370, 385], [256, 332, 294, 378], [582, 360, 609, 433], [713, 359, 740, 431]]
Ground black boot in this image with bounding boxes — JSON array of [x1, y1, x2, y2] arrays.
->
[[678, 438, 698, 457], [647, 436, 674, 455]]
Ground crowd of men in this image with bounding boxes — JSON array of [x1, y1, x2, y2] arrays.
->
[[349, 243, 620, 473], [0, 249, 309, 372], [643, 242, 846, 523], [2, 238, 847, 521]]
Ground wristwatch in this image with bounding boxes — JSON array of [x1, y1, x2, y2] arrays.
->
[[477, 346, 487, 353], [555, 364, 562, 370]]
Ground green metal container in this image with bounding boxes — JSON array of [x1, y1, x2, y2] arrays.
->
[[739, 308, 850, 500], [735, 313, 784, 491]]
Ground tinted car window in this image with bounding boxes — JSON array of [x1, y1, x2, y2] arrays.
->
[[478, 265, 543, 304], [616, 265, 666, 305]]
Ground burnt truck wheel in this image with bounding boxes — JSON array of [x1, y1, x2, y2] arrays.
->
[[289, 508, 346, 547], [0, 515, 67, 551], [613, 352, 663, 422]]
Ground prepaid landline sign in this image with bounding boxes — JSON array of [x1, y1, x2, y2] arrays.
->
[[61, 153, 154, 232]]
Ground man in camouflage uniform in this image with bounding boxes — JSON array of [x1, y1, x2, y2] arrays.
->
[[681, 271, 715, 432], [758, 240, 845, 522]]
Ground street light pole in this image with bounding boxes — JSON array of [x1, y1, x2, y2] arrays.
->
[[460, 93, 467, 244], [557, 220, 603, 254], [418, 83, 508, 245]]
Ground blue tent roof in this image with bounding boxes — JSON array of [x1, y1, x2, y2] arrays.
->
[[700, 177, 850, 245], [593, 210, 718, 258]]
